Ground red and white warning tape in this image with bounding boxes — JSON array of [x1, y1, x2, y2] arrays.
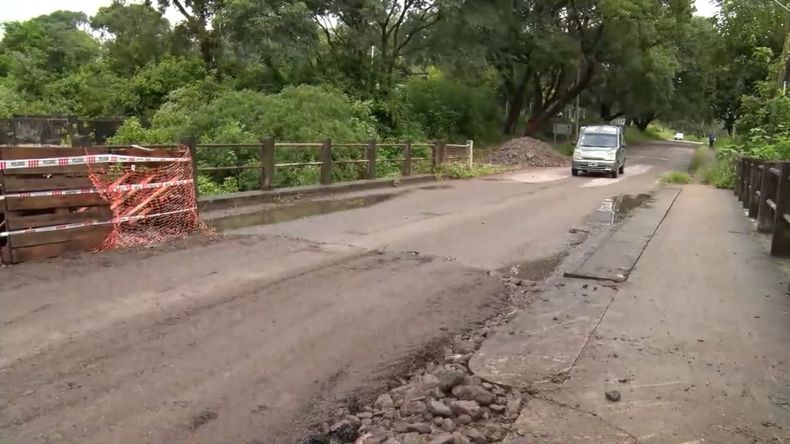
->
[[0, 207, 197, 238], [0, 154, 188, 171], [0, 179, 194, 201]]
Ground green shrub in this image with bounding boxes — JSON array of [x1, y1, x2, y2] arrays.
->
[[108, 117, 174, 144], [391, 77, 500, 143], [437, 163, 506, 179], [660, 171, 694, 184]]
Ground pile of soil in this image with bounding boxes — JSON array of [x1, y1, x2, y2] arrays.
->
[[487, 137, 570, 168]]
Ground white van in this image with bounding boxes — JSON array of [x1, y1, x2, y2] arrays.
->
[[571, 125, 626, 178]]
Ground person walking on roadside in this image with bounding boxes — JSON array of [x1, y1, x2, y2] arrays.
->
[[708, 131, 716, 148]]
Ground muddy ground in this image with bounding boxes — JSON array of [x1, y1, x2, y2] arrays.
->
[[0, 235, 509, 444]]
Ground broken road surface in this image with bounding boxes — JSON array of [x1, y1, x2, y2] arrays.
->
[[0, 143, 694, 444]]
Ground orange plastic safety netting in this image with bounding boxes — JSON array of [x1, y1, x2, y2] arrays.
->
[[88, 148, 208, 249]]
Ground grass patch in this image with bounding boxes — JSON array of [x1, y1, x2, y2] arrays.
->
[[436, 162, 507, 179], [688, 146, 709, 175], [705, 150, 736, 189], [660, 171, 694, 184]]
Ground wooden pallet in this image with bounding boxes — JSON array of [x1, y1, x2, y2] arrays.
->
[[0, 146, 186, 263]]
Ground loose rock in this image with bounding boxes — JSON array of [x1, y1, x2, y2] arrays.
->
[[452, 432, 472, 444], [428, 433, 455, 444], [376, 394, 395, 410], [489, 404, 505, 413], [401, 400, 428, 416], [438, 370, 466, 392], [428, 400, 453, 418], [422, 374, 441, 391], [449, 400, 482, 420], [605, 390, 621, 402], [456, 414, 472, 425], [463, 428, 487, 444], [454, 340, 476, 354], [483, 423, 505, 441], [441, 417, 456, 432], [400, 433, 425, 444], [505, 389, 523, 419], [451, 386, 495, 406], [329, 419, 360, 442], [406, 423, 432, 434], [487, 137, 570, 168]]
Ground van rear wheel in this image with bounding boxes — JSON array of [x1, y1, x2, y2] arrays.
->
[[619, 163, 625, 174]]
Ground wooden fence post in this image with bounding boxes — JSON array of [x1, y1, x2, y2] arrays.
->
[[749, 161, 762, 218], [771, 162, 790, 257], [260, 137, 275, 190], [743, 159, 752, 208], [734, 157, 742, 197], [758, 162, 776, 232], [743, 158, 751, 203], [402, 141, 412, 177], [320, 139, 333, 185], [181, 136, 200, 202], [366, 139, 377, 180], [432, 140, 447, 171]]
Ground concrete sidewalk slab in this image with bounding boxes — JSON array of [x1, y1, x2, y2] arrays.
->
[[470, 282, 616, 387], [507, 185, 790, 443], [565, 188, 681, 282], [470, 189, 683, 388]]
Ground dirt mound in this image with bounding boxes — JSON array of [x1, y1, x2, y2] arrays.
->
[[487, 137, 570, 167]]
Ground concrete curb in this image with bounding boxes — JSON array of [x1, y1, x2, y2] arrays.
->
[[564, 187, 682, 282], [198, 174, 437, 213]]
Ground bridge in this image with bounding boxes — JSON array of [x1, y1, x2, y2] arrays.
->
[[1, 142, 788, 444]]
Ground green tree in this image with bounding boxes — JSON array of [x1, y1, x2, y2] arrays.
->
[[711, 0, 786, 134], [119, 56, 207, 116], [216, 0, 319, 89], [154, 0, 225, 69], [0, 11, 100, 99], [91, 1, 173, 75]]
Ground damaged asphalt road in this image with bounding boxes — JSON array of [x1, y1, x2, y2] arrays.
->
[[0, 144, 700, 444]]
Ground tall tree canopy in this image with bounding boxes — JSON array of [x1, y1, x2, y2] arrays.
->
[[0, 0, 780, 140]]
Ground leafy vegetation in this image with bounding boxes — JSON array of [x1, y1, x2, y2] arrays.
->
[[436, 163, 507, 180], [624, 126, 666, 145], [661, 171, 694, 184], [1, 0, 787, 192]]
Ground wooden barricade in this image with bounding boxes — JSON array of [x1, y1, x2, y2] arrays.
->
[[0, 146, 185, 263]]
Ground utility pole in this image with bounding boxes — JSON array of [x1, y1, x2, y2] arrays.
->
[[574, 64, 581, 137]]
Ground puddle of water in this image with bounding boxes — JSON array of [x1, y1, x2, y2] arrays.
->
[[208, 193, 398, 232], [586, 193, 652, 225], [500, 252, 568, 281]]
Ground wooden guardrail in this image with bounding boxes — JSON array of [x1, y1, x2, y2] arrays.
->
[[735, 157, 790, 256], [179, 138, 474, 195]]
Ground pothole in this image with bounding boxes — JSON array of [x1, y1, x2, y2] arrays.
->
[[585, 193, 652, 225]]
